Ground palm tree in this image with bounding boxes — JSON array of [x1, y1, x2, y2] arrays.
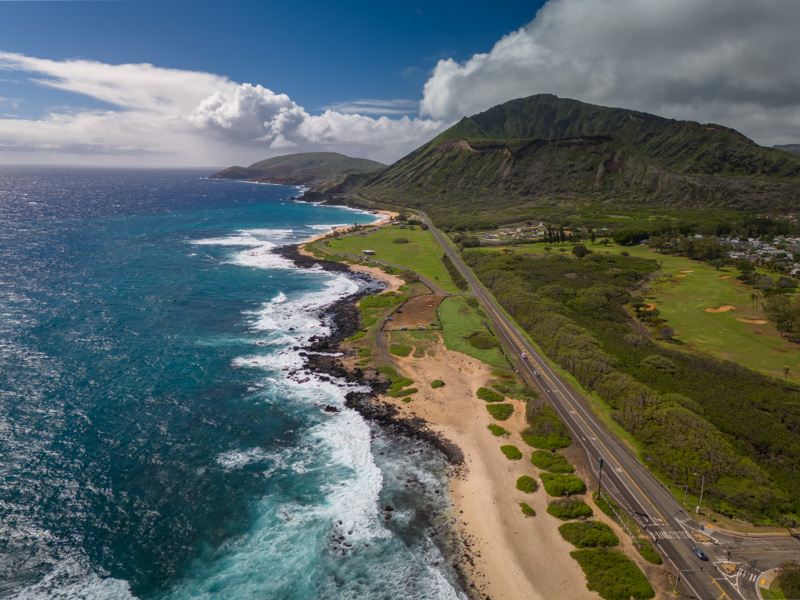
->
[[783, 366, 790, 381], [750, 289, 760, 314]]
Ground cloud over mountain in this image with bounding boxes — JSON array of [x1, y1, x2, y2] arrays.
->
[[420, 0, 800, 145]]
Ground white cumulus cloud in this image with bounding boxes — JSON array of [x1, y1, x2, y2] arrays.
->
[[0, 52, 446, 166], [420, 0, 800, 145]]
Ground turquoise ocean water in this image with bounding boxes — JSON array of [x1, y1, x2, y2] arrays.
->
[[0, 167, 465, 599]]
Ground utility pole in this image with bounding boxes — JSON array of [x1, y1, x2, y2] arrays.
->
[[694, 472, 706, 514]]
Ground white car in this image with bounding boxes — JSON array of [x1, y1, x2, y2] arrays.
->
[[521, 352, 527, 359]]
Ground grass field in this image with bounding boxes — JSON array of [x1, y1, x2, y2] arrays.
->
[[477, 241, 800, 382], [438, 296, 510, 368], [324, 225, 461, 292]]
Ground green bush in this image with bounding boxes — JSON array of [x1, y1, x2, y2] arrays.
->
[[356, 347, 372, 357], [520, 502, 536, 516], [540, 473, 587, 497], [389, 344, 413, 357], [522, 403, 571, 449], [516, 475, 538, 493], [430, 379, 445, 388], [530, 450, 575, 473], [570, 549, 655, 600], [778, 561, 800, 600], [486, 403, 514, 421], [501, 445, 523, 460], [547, 498, 593, 520], [468, 331, 500, 349], [593, 491, 615, 517], [487, 424, 510, 437], [559, 521, 619, 548], [388, 387, 417, 398], [392, 237, 410, 244], [401, 397, 412, 403], [477, 387, 506, 403], [491, 379, 539, 400], [637, 540, 662, 564]]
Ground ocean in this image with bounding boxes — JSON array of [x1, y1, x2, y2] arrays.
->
[[0, 167, 466, 599]]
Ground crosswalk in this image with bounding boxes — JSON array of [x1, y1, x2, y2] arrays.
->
[[653, 529, 692, 540]]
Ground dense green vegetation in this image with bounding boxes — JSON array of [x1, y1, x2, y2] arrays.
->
[[521, 400, 571, 449], [530, 450, 575, 473], [487, 424, 510, 437], [559, 521, 619, 548], [500, 445, 523, 460], [490, 378, 538, 400], [520, 502, 536, 516], [376, 366, 417, 398], [430, 379, 445, 388], [486, 403, 514, 421], [777, 562, 800, 600], [441, 252, 469, 290], [389, 344, 412, 357], [477, 387, 505, 403], [540, 473, 587, 497], [547, 498, 594, 520], [516, 475, 538, 493], [464, 248, 800, 522], [570, 549, 655, 600]]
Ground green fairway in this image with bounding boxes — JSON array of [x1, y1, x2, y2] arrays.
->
[[476, 241, 800, 381], [324, 225, 462, 292], [438, 296, 510, 368]]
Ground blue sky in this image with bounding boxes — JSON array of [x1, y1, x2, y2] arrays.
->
[[1, 0, 799, 167]]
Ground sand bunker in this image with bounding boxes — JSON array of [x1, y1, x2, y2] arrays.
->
[[643, 303, 657, 310], [675, 274, 687, 278], [681, 270, 694, 273], [738, 318, 767, 324], [705, 305, 736, 313], [716, 275, 731, 280]]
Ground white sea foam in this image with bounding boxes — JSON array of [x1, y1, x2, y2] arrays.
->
[[8, 559, 137, 600], [216, 448, 274, 471]]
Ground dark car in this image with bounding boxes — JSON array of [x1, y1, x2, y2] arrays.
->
[[692, 546, 708, 561], [533, 370, 540, 377]]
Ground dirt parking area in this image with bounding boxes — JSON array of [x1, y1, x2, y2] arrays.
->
[[384, 294, 445, 330]]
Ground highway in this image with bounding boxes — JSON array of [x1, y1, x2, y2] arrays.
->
[[416, 211, 800, 600]]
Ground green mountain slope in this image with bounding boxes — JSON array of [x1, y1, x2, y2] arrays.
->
[[339, 95, 800, 228], [211, 152, 385, 187], [774, 144, 800, 156]]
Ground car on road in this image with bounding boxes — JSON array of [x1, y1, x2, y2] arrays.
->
[[533, 370, 540, 377], [692, 546, 709, 561], [521, 352, 527, 359]]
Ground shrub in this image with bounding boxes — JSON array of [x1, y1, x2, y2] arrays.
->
[[570, 549, 655, 600], [637, 540, 662, 564], [401, 397, 412, 403], [487, 424, 510, 437], [540, 473, 587, 497], [392, 237, 410, 244], [430, 379, 445, 388], [501, 445, 523, 460], [778, 562, 800, 600], [389, 344, 413, 357], [356, 347, 373, 357], [388, 387, 417, 398], [516, 475, 538, 493], [486, 403, 514, 420], [520, 502, 536, 516], [477, 386, 505, 403], [491, 379, 538, 400], [468, 331, 500, 350], [530, 450, 575, 473], [522, 403, 571, 449], [559, 521, 619, 548], [547, 498, 593, 520]]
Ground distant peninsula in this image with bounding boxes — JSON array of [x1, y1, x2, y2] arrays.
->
[[210, 152, 385, 187]]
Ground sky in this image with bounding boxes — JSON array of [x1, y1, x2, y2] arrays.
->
[[1, 0, 799, 168]]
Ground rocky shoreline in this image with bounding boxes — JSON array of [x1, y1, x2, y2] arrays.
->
[[275, 241, 473, 597]]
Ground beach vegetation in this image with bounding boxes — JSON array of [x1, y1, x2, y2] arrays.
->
[[490, 378, 538, 400], [486, 403, 514, 421], [430, 379, 445, 388], [401, 397, 412, 403], [540, 473, 587, 497], [520, 502, 536, 516], [477, 387, 505, 403], [522, 401, 571, 449], [501, 445, 523, 460], [487, 424, 510, 437], [516, 475, 538, 493], [389, 344, 413, 357], [559, 521, 619, 548], [637, 540, 662, 564], [570, 548, 655, 600], [530, 450, 575, 473], [356, 347, 372, 357], [438, 296, 510, 368], [546, 498, 593, 520], [777, 562, 800, 600]]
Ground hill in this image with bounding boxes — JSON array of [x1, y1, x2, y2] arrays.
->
[[774, 144, 800, 156], [210, 152, 385, 187], [331, 95, 800, 229]]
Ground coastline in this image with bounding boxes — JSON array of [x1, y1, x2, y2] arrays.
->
[[284, 220, 603, 600]]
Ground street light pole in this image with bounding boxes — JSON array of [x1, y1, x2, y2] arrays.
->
[[694, 472, 706, 514], [597, 457, 604, 499]]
